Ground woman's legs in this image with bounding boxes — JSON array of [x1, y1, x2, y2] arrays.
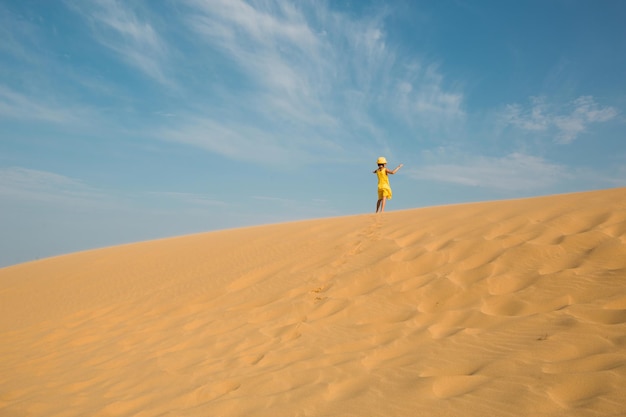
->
[[376, 197, 387, 213]]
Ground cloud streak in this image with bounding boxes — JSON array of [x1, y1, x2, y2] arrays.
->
[[2, 1, 467, 166], [0, 167, 229, 213], [66, 0, 172, 86], [146, 191, 228, 208], [0, 167, 106, 206], [501, 96, 618, 144], [157, 114, 336, 166], [409, 152, 569, 190], [0, 85, 96, 125], [155, 0, 466, 163]]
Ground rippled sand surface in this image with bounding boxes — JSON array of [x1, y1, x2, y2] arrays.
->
[[2, 187, 625, 416]]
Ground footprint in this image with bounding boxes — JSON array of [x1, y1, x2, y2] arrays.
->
[[431, 375, 489, 399], [427, 324, 464, 339], [309, 284, 331, 294], [193, 380, 241, 404], [325, 377, 370, 401], [306, 298, 349, 321], [487, 273, 538, 295], [481, 294, 571, 317]]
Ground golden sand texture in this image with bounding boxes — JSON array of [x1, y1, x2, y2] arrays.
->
[[1, 187, 626, 417]]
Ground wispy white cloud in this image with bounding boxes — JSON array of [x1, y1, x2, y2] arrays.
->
[[391, 64, 464, 129], [165, 0, 464, 163], [553, 96, 618, 143], [65, 0, 172, 86], [0, 85, 92, 124], [502, 96, 550, 131], [0, 3, 40, 64], [0, 167, 106, 206], [409, 152, 568, 190], [501, 95, 618, 144], [146, 191, 227, 207], [157, 115, 324, 165], [3, 0, 466, 165], [0, 167, 231, 213], [0, 4, 126, 125], [184, 0, 329, 121], [251, 194, 337, 219]]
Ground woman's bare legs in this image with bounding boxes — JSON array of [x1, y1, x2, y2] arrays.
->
[[376, 197, 387, 213]]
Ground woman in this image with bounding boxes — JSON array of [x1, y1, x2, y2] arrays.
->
[[373, 156, 403, 213]]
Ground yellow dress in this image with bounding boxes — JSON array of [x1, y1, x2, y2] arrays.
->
[[376, 168, 392, 199]]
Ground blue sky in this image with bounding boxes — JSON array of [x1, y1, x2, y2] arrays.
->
[[1, 0, 625, 267]]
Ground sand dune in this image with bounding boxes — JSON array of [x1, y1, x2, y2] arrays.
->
[[1, 187, 626, 417]]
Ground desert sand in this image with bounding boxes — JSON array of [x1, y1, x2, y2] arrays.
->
[[1, 187, 626, 417]]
